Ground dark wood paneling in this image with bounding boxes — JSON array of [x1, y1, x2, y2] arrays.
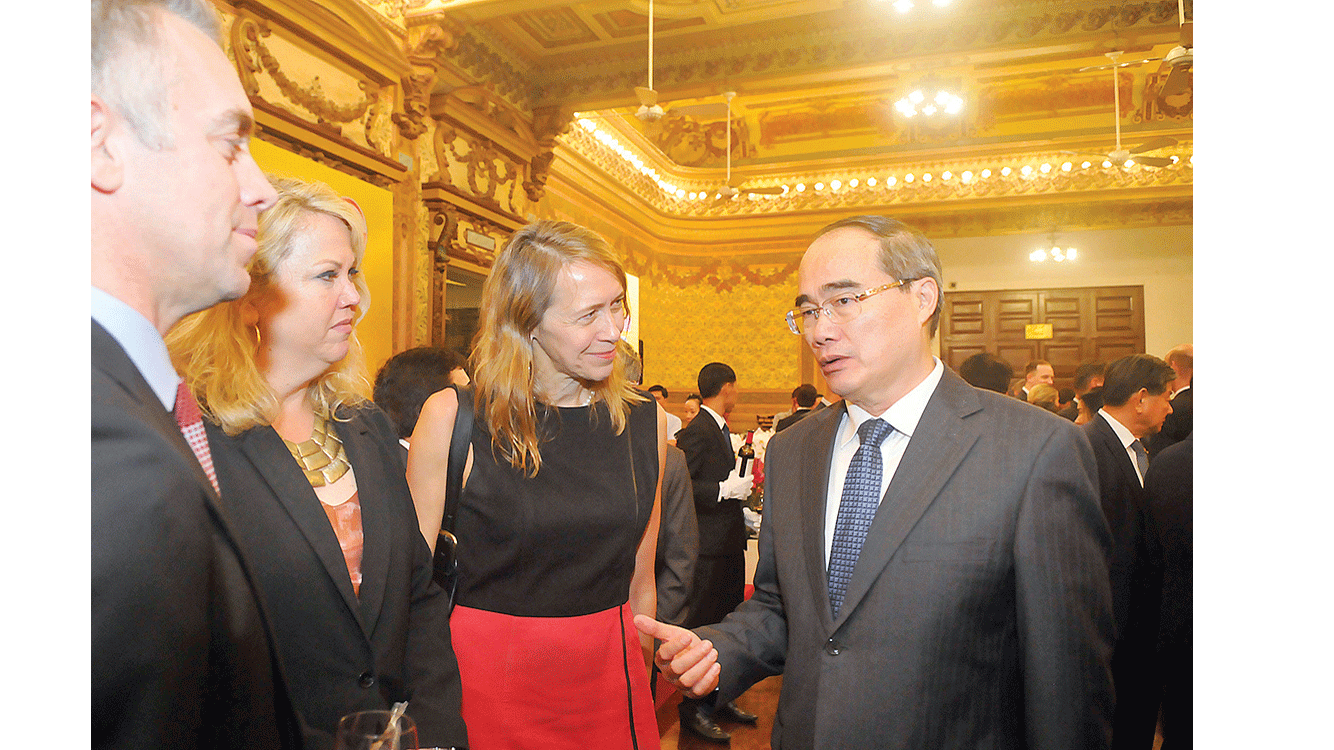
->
[[941, 286, 1145, 389]]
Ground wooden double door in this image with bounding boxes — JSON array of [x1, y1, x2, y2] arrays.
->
[[940, 286, 1145, 389]]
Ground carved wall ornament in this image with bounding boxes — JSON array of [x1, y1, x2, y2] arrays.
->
[[230, 15, 379, 134], [652, 115, 754, 168], [525, 106, 574, 202], [432, 124, 521, 210], [1139, 70, 1193, 122], [393, 21, 458, 140], [393, 69, 436, 139]]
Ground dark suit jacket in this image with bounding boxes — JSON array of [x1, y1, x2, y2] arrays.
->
[[92, 321, 303, 750], [675, 410, 742, 556], [1144, 434, 1192, 747], [1148, 385, 1192, 457], [205, 406, 467, 750], [699, 371, 1115, 749], [656, 446, 699, 627], [1082, 414, 1164, 750], [774, 408, 813, 432]]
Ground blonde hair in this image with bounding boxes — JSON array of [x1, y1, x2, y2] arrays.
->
[[167, 175, 371, 435], [471, 220, 645, 476], [1027, 383, 1060, 411]]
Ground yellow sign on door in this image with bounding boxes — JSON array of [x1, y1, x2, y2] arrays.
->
[[1025, 324, 1053, 340]]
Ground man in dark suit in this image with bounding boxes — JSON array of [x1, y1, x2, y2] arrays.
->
[[958, 351, 1013, 394], [1144, 434, 1192, 750], [674, 362, 756, 741], [1059, 361, 1107, 421], [1149, 344, 1192, 456], [1082, 353, 1176, 750], [1020, 358, 1054, 400], [639, 215, 1115, 749], [92, 1, 300, 747], [774, 383, 819, 431]]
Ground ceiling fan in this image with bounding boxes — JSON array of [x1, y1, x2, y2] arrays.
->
[[710, 92, 785, 205], [1065, 51, 1178, 168], [1079, 0, 1192, 98], [633, 0, 665, 124], [575, 0, 665, 126]]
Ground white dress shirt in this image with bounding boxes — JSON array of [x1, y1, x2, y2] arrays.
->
[[664, 410, 683, 439], [1097, 409, 1145, 487], [91, 287, 179, 411], [823, 359, 945, 566]]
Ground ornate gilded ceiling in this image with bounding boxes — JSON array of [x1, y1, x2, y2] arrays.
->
[[376, 0, 1193, 231]]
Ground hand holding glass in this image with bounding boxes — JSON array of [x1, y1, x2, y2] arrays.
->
[[334, 710, 418, 750]]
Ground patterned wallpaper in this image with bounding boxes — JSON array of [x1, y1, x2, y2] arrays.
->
[[638, 274, 800, 391]]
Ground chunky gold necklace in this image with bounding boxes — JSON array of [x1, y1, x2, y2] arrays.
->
[[282, 414, 350, 487]]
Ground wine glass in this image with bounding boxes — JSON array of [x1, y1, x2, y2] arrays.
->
[[333, 710, 418, 750]]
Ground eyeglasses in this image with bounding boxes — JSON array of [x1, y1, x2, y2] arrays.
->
[[785, 279, 916, 335]]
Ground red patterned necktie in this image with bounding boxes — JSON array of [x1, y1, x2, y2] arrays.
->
[[174, 381, 220, 495]]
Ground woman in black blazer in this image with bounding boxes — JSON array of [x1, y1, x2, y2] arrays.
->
[[168, 176, 466, 750]]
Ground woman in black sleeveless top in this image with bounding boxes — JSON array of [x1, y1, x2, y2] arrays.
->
[[409, 220, 667, 749]]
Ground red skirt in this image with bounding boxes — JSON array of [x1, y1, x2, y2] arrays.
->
[[451, 602, 660, 750]]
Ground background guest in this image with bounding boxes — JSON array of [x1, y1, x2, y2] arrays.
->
[[1145, 434, 1193, 749], [683, 393, 702, 423], [1082, 353, 1175, 750], [1078, 386, 1106, 425], [1149, 344, 1193, 457], [372, 346, 469, 460], [407, 220, 666, 749], [1058, 387, 1076, 412], [647, 384, 683, 442], [958, 351, 1013, 394], [674, 362, 758, 743], [1059, 362, 1107, 421], [1020, 359, 1055, 399], [168, 176, 467, 750], [774, 383, 819, 431], [1027, 383, 1062, 413]]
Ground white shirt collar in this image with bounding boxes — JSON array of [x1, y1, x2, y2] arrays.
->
[[1172, 384, 1190, 399], [839, 358, 944, 448], [91, 287, 179, 411], [700, 404, 728, 432], [1098, 409, 1138, 450]]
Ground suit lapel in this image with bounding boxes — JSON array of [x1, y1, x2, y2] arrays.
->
[[833, 372, 983, 629], [799, 403, 846, 635], [339, 413, 389, 636], [1090, 415, 1143, 504], [232, 425, 367, 632], [92, 321, 219, 502]]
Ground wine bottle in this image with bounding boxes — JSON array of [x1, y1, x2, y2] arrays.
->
[[737, 430, 756, 477]]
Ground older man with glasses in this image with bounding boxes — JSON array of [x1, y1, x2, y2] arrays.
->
[[638, 215, 1116, 750]]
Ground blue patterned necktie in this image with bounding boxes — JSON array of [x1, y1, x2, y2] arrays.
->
[[828, 418, 894, 617]]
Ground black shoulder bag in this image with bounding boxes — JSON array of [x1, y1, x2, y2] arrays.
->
[[432, 385, 473, 611]]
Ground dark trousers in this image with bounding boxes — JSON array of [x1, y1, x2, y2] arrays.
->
[[684, 551, 746, 629]]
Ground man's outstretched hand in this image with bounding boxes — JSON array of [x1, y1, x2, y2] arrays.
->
[[633, 615, 721, 698]]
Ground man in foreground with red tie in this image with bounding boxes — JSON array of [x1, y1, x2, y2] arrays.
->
[[91, 1, 300, 747]]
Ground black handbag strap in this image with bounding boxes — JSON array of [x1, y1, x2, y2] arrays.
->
[[442, 384, 473, 535]]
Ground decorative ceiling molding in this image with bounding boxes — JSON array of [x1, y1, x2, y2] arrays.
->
[[531, 0, 1188, 108], [559, 122, 1192, 219], [444, 29, 537, 113], [617, 196, 1192, 291]]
